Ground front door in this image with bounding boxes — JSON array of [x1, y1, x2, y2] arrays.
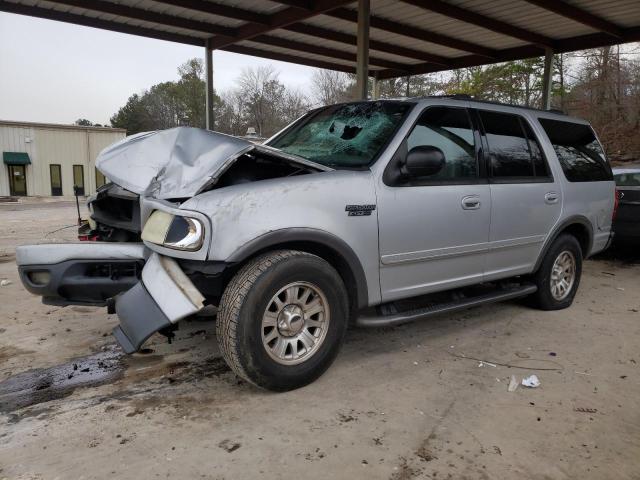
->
[[377, 105, 491, 302], [50, 164, 62, 196], [73, 165, 85, 196], [474, 109, 562, 279], [8, 164, 27, 196]]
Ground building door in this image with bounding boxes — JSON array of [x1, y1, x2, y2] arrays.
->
[[73, 165, 85, 196], [50, 164, 62, 196], [8, 165, 27, 196]]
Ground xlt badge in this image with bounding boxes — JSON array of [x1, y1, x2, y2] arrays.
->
[[345, 204, 376, 216]]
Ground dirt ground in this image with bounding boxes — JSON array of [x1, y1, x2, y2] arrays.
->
[[0, 199, 638, 480]]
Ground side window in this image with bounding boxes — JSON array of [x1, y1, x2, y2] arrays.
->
[[538, 118, 612, 182], [479, 110, 534, 178], [614, 173, 640, 186], [521, 121, 550, 178], [406, 106, 477, 181]]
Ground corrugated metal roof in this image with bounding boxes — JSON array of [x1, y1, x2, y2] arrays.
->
[[1, 0, 638, 78]]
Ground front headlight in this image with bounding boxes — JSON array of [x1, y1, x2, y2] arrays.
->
[[141, 210, 204, 251]]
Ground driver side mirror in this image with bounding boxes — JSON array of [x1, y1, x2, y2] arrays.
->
[[402, 145, 445, 178]]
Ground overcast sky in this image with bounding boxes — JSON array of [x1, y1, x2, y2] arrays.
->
[[0, 12, 317, 125]]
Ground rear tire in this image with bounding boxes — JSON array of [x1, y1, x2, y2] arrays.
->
[[530, 234, 583, 310], [216, 250, 348, 391]]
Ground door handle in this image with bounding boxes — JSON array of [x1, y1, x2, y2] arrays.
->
[[544, 192, 559, 204], [461, 195, 481, 210]]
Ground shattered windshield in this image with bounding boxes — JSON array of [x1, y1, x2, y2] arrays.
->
[[268, 101, 413, 168]]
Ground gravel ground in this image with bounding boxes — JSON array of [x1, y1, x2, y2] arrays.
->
[[0, 200, 638, 480]]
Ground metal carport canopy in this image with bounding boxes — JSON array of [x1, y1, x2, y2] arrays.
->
[[3, 0, 639, 121], [2, 0, 639, 77]]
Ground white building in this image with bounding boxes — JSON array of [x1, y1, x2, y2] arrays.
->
[[0, 120, 126, 197]]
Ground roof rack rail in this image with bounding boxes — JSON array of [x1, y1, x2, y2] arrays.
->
[[409, 95, 568, 115]]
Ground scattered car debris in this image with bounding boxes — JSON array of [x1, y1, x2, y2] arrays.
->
[[574, 407, 598, 414], [0, 279, 12, 286], [218, 439, 241, 453], [508, 375, 519, 392], [521, 375, 541, 388], [478, 361, 497, 368]]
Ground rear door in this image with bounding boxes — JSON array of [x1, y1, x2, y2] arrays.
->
[[474, 109, 562, 279], [377, 105, 491, 301]]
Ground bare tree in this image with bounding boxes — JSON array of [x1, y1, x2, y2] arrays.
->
[[311, 69, 353, 106], [238, 65, 288, 136]]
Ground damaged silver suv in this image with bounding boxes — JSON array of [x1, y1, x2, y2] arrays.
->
[[16, 98, 616, 391]]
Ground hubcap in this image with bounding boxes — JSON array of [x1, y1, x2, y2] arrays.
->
[[261, 281, 330, 365], [550, 250, 576, 301]]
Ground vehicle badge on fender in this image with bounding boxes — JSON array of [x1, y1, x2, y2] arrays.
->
[[345, 205, 376, 216]]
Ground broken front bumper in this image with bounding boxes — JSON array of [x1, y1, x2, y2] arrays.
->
[[16, 243, 146, 306], [113, 253, 204, 353], [17, 243, 205, 353]]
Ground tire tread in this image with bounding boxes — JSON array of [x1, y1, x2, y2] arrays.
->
[[216, 250, 310, 387]]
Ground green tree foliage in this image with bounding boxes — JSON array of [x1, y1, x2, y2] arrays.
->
[[110, 59, 219, 134], [74, 118, 94, 126]]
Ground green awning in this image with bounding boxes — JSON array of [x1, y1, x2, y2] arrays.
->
[[3, 152, 31, 165]]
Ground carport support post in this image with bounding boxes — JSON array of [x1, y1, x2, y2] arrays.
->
[[355, 0, 370, 100], [205, 38, 215, 130], [372, 73, 380, 100], [541, 47, 554, 110]]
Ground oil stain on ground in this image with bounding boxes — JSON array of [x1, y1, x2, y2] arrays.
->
[[0, 343, 233, 419], [0, 346, 124, 413]]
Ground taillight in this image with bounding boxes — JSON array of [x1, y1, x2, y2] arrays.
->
[[612, 188, 620, 221], [78, 234, 99, 241]]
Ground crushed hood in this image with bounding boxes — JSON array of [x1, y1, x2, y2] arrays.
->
[[96, 127, 329, 199]]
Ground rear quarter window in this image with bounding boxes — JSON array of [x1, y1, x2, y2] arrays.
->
[[614, 173, 640, 186], [538, 118, 612, 182]]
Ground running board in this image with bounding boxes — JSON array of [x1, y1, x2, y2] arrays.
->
[[356, 284, 537, 328]]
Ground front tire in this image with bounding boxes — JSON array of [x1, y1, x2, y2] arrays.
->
[[216, 250, 348, 391], [530, 234, 583, 310]]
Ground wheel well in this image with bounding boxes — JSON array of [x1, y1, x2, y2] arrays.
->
[[239, 241, 362, 313], [560, 223, 591, 256]]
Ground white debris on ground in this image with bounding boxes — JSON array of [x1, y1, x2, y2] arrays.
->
[[522, 375, 541, 388]]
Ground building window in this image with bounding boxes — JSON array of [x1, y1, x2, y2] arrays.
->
[[73, 164, 85, 196], [50, 164, 62, 196], [95, 168, 106, 189]]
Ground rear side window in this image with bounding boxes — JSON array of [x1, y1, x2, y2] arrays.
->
[[478, 110, 550, 179], [539, 118, 612, 182], [614, 173, 640, 186]]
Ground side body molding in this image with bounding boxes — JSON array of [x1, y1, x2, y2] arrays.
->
[[532, 215, 594, 272], [227, 228, 369, 309]]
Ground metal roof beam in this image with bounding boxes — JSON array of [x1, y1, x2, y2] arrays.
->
[[152, 0, 272, 26], [48, 0, 236, 37], [251, 35, 410, 71], [522, 0, 624, 39], [376, 26, 640, 79], [284, 23, 451, 66], [271, 0, 315, 9], [400, 0, 554, 48], [326, 8, 496, 58], [0, 1, 205, 46], [223, 44, 356, 73], [209, 0, 355, 49]]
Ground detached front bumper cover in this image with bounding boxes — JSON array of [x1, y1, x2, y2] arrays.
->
[[113, 253, 205, 353]]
